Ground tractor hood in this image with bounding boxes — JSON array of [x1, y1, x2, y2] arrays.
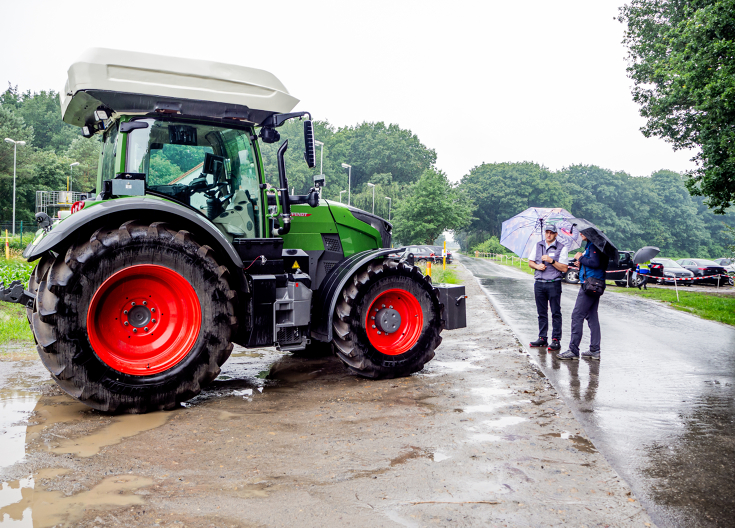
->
[[61, 48, 300, 127], [329, 202, 392, 249]]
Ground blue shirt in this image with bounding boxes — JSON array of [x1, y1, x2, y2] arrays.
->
[[578, 243, 607, 281]]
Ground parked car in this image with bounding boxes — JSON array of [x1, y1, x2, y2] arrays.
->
[[396, 246, 447, 265], [676, 258, 731, 286], [649, 258, 695, 284], [429, 245, 453, 264], [714, 258, 735, 274]]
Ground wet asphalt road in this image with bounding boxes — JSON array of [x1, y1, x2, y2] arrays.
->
[[460, 256, 735, 528]]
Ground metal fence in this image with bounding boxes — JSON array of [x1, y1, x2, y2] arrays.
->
[[0, 221, 32, 244], [36, 190, 89, 214]]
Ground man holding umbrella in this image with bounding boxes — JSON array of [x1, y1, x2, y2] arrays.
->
[[558, 222, 615, 361], [528, 224, 569, 352]]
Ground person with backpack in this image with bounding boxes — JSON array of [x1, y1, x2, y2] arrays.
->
[[557, 232, 609, 361]]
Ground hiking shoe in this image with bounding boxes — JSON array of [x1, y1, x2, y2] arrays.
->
[[547, 338, 561, 352], [529, 337, 548, 348], [581, 349, 601, 360], [556, 349, 579, 360]]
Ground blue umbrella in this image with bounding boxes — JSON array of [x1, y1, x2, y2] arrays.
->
[[500, 207, 582, 258]]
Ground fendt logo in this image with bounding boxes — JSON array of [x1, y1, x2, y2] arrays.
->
[[291, 213, 312, 217]]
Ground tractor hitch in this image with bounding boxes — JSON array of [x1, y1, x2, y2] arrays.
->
[[0, 281, 36, 309]]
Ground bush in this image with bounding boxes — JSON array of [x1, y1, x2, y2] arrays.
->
[[0, 259, 34, 286], [471, 236, 508, 255]]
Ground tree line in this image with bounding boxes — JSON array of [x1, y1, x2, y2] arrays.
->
[[1, 84, 733, 258]]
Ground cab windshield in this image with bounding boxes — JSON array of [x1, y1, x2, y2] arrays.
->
[[125, 118, 262, 229]]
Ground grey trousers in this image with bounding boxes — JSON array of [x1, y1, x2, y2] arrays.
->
[[569, 288, 601, 353]]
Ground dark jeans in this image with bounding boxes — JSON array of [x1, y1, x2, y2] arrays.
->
[[534, 280, 562, 341], [569, 288, 601, 353]]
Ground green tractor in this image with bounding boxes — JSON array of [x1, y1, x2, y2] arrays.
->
[[0, 49, 466, 413]]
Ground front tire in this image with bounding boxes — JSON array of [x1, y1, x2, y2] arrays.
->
[[30, 221, 236, 413], [331, 260, 442, 379], [565, 269, 579, 284]]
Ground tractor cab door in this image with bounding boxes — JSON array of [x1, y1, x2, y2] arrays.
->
[[124, 118, 264, 237]]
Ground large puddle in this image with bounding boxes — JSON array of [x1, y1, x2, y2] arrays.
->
[[0, 344, 342, 525]]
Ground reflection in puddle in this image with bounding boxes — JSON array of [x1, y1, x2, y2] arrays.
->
[[0, 390, 40, 472], [470, 433, 503, 442], [483, 416, 526, 428], [0, 468, 152, 528], [430, 360, 482, 373], [543, 431, 597, 453], [50, 412, 171, 457]]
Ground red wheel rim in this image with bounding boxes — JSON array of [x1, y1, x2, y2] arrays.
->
[[87, 264, 202, 375], [365, 288, 423, 355]]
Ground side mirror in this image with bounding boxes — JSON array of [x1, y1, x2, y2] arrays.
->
[[303, 120, 316, 169], [313, 174, 325, 189]]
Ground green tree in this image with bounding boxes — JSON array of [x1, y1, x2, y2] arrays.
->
[[3, 87, 80, 152], [459, 162, 572, 240], [329, 122, 436, 188], [619, 0, 735, 212], [0, 106, 35, 222], [65, 137, 101, 192], [392, 169, 474, 245]]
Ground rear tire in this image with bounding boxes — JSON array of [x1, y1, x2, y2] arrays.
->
[[565, 269, 579, 284], [30, 220, 236, 413], [331, 260, 442, 379]]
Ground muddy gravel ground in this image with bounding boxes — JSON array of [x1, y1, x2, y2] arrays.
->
[[0, 265, 654, 527]]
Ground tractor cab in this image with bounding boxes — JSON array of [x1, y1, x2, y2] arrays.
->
[[61, 47, 318, 242]]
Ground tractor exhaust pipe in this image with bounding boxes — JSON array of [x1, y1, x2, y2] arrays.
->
[[273, 140, 292, 236]]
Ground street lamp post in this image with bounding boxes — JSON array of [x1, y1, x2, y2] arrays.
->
[[367, 183, 375, 214], [339, 190, 347, 203], [5, 138, 26, 236], [384, 197, 392, 221], [69, 162, 80, 194], [341, 163, 352, 206]]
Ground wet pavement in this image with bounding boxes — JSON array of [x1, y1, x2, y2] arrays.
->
[[0, 264, 654, 527], [461, 256, 735, 528]]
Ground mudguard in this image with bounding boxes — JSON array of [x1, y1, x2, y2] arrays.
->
[[22, 196, 244, 268], [310, 248, 398, 343]]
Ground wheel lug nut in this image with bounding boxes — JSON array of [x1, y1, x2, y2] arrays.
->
[[389, 305, 393, 309], [133, 328, 137, 333], [382, 304, 385, 308], [131, 302, 136, 306], [123, 310, 128, 314], [124, 321, 129, 326], [152, 319, 156, 323], [144, 327, 149, 331], [143, 301, 147, 305], [151, 308, 156, 312], [377, 331, 382, 335], [372, 325, 376, 328]]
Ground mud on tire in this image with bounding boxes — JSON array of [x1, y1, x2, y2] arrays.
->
[[331, 259, 442, 379], [30, 220, 236, 413]]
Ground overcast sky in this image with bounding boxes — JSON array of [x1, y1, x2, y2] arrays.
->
[[0, 0, 695, 182]]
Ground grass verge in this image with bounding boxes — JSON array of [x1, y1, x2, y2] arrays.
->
[[609, 286, 735, 327], [418, 263, 462, 284], [0, 303, 34, 345]]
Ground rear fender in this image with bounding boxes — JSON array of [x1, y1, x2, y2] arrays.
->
[[310, 248, 397, 342], [23, 197, 244, 270]]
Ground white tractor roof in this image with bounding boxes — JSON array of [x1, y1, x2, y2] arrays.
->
[[61, 48, 299, 127]]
